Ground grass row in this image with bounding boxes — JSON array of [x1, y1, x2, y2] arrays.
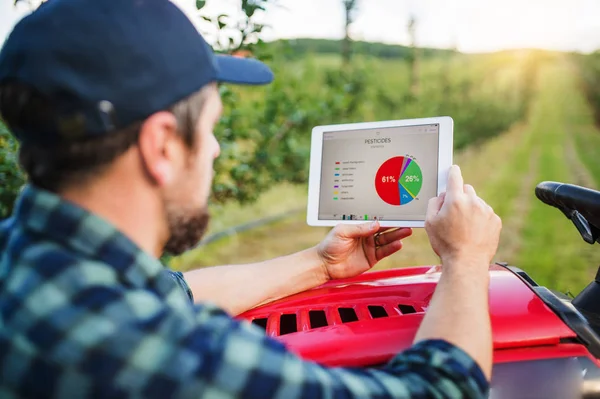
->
[[516, 62, 600, 294]]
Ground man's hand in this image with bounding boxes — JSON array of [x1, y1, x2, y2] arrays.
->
[[415, 165, 501, 381], [316, 222, 413, 280], [425, 165, 502, 267]]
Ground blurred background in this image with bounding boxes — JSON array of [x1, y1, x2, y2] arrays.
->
[[1, 0, 600, 295]]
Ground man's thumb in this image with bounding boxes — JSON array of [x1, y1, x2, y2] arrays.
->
[[338, 221, 379, 238]]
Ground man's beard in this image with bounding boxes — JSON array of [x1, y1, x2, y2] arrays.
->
[[163, 200, 210, 256]]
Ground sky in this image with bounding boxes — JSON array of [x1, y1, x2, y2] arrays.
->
[[1, 0, 600, 54]]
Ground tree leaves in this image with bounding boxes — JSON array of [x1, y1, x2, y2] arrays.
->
[[1, 0, 541, 218], [0, 122, 26, 219], [241, 0, 266, 18]]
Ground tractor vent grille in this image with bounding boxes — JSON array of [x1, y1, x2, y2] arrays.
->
[[252, 317, 268, 330], [279, 314, 297, 335], [309, 310, 328, 329], [338, 307, 358, 323], [368, 305, 387, 318], [249, 303, 423, 336], [398, 304, 416, 314]]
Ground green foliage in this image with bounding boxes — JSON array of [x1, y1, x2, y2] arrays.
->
[[199, 0, 269, 56], [270, 38, 458, 61], [1, 0, 539, 217], [209, 50, 538, 205], [210, 58, 373, 204], [0, 121, 25, 219]]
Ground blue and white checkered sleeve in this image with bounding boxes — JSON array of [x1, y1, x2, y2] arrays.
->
[[87, 293, 488, 399], [75, 286, 487, 398]]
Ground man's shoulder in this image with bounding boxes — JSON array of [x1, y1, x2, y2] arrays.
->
[[1, 221, 200, 322], [0, 227, 121, 318], [0, 226, 190, 353], [2, 219, 113, 277]]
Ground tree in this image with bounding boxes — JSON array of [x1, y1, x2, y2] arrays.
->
[[197, 0, 271, 57], [2, 0, 277, 219], [342, 0, 359, 65], [407, 15, 420, 97], [0, 122, 25, 220]]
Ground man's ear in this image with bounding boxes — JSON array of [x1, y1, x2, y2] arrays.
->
[[137, 111, 182, 187]]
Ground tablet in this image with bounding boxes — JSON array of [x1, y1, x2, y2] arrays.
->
[[306, 116, 453, 228]]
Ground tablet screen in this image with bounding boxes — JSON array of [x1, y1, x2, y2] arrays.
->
[[318, 123, 439, 222]]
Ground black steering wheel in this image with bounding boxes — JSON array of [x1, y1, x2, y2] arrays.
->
[[535, 181, 600, 244]]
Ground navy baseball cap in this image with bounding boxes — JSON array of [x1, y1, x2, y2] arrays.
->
[[0, 0, 274, 143]]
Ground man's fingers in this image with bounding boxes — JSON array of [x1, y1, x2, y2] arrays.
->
[[464, 184, 476, 197], [376, 240, 403, 260], [374, 228, 413, 247], [478, 197, 493, 212], [426, 194, 444, 221], [445, 165, 464, 200]]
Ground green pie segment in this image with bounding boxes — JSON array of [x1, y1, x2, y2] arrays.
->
[[399, 160, 423, 199]]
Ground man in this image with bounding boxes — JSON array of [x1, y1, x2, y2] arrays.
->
[[0, 0, 502, 398]]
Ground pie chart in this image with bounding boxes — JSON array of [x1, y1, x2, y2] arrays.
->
[[375, 156, 423, 206]]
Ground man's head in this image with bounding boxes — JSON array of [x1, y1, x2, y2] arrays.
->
[[0, 81, 223, 255], [0, 0, 273, 255]]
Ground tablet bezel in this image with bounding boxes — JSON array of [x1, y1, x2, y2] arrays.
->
[[306, 116, 454, 228]]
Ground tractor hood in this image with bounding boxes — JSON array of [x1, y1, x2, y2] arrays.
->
[[237, 264, 577, 367]]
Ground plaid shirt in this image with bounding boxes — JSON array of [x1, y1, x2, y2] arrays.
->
[[0, 185, 489, 398]]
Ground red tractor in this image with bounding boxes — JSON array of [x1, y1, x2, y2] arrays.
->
[[238, 181, 600, 398]]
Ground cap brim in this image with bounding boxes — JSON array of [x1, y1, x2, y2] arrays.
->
[[215, 54, 274, 85]]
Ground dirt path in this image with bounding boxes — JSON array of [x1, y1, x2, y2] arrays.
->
[[494, 148, 540, 262]]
